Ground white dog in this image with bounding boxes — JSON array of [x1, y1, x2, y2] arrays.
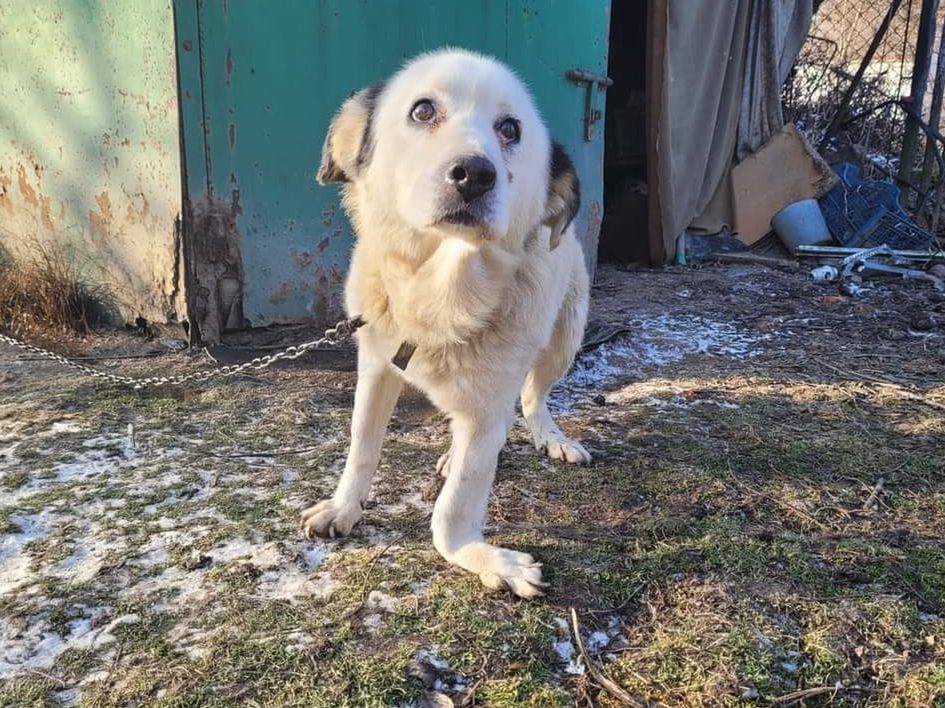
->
[[301, 49, 591, 598]]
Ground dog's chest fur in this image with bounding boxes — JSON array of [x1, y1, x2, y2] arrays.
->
[[346, 231, 571, 403]]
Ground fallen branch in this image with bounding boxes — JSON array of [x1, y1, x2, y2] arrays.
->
[[770, 683, 875, 705], [862, 476, 885, 512], [569, 607, 643, 707]]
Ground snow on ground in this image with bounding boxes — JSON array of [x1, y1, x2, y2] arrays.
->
[[556, 313, 771, 409]]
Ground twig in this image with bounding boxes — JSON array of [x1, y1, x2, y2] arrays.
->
[[459, 654, 490, 707], [27, 668, 66, 687], [731, 467, 829, 532], [569, 607, 643, 707], [204, 446, 324, 458], [770, 683, 875, 705], [862, 476, 885, 512]]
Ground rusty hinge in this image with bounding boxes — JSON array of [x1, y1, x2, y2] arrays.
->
[[566, 69, 613, 142]]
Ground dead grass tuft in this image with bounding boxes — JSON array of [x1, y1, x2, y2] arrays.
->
[[0, 241, 109, 347]]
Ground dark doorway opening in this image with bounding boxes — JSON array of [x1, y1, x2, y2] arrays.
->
[[599, 1, 649, 266]]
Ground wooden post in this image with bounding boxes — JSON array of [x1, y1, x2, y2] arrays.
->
[[898, 0, 940, 204], [919, 12, 945, 205], [819, 0, 904, 151]]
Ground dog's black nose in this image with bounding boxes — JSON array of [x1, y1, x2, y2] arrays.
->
[[447, 155, 497, 202]]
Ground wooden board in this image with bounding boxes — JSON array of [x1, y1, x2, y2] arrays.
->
[[731, 124, 838, 246]]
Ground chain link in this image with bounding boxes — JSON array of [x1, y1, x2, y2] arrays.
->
[[0, 316, 364, 390]]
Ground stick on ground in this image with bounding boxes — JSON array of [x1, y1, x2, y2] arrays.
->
[[569, 607, 643, 707]]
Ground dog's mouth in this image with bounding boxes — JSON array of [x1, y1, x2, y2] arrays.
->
[[441, 209, 483, 227]]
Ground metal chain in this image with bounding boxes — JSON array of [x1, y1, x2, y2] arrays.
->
[[0, 316, 364, 390]]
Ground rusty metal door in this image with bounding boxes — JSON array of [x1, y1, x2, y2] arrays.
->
[[175, 0, 610, 341]]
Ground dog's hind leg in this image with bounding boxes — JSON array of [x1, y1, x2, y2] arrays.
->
[[520, 271, 591, 464], [432, 413, 546, 599], [301, 352, 403, 539]]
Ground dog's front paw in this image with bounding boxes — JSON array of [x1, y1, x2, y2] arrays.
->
[[300, 498, 362, 539], [534, 430, 592, 465], [450, 542, 547, 599]]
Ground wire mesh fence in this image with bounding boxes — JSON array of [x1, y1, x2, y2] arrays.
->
[[786, 0, 924, 163], [784, 0, 945, 233]]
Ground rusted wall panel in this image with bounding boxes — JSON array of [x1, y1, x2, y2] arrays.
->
[[0, 1, 184, 326]]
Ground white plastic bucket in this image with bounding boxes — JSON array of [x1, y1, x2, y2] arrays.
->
[[771, 199, 833, 251]]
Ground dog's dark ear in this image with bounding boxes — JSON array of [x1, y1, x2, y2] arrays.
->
[[317, 82, 385, 185], [543, 141, 581, 249]]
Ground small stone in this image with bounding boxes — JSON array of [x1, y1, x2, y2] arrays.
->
[[741, 686, 759, 699], [592, 394, 606, 406], [185, 553, 212, 571], [910, 312, 935, 331]]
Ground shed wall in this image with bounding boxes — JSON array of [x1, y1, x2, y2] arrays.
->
[[0, 0, 184, 326]]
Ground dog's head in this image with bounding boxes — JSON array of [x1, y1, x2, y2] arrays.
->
[[318, 49, 579, 249]]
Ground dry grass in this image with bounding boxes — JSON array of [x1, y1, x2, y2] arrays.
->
[[0, 241, 109, 348]]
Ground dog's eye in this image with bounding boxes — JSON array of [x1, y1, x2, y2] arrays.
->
[[410, 99, 436, 124], [496, 118, 520, 144]]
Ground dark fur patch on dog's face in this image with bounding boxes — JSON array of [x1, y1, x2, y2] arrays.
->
[[317, 81, 386, 185], [544, 141, 580, 248]]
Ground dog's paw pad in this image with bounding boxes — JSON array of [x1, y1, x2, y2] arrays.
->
[[300, 498, 362, 539]]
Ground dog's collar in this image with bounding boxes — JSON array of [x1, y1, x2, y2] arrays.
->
[[391, 341, 417, 370], [350, 316, 416, 371]]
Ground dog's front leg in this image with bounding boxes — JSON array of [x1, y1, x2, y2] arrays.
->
[[431, 416, 546, 598], [301, 353, 403, 538]]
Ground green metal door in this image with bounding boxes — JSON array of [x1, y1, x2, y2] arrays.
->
[[175, 0, 610, 340]]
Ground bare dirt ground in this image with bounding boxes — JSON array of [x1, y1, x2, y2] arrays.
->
[[1, 263, 944, 707]]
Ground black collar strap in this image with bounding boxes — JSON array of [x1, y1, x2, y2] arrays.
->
[[350, 315, 416, 371]]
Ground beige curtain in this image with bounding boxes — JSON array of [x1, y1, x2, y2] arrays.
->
[[658, 0, 813, 256]]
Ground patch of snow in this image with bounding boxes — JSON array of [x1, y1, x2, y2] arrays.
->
[[49, 421, 83, 435], [54, 688, 78, 706], [366, 590, 397, 612], [556, 314, 769, 409], [0, 607, 121, 679], [416, 646, 450, 671], [552, 639, 584, 675], [252, 542, 332, 601], [381, 489, 431, 515], [302, 544, 328, 570], [0, 511, 56, 596], [363, 613, 383, 631], [124, 565, 210, 606], [49, 537, 120, 586], [586, 631, 610, 654]]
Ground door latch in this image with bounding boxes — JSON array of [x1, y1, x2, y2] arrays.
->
[[566, 69, 613, 142]]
